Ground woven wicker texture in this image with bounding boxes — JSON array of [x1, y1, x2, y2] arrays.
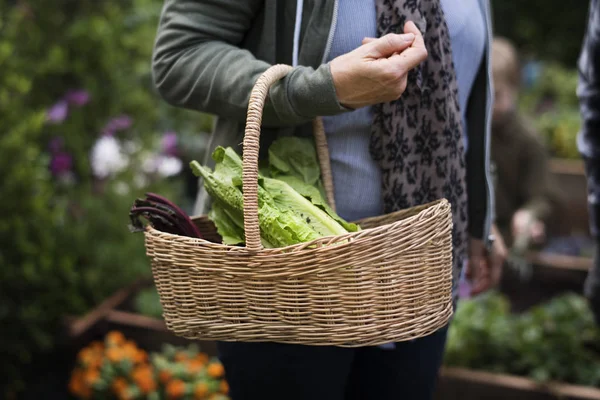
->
[[144, 64, 454, 347]]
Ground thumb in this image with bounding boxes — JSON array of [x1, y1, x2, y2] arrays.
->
[[387, 20, 427, 72], [362, 37, 376, 45], [365, 33, 415, 58], [465, 255, 482, 280]]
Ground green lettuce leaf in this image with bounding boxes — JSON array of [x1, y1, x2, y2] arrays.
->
[[275, 175, 360, 232], [262, 177, 350, 237], [208, 201, 245, 246], [268, 137, 321, 185]]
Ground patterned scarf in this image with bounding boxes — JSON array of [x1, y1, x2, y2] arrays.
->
[[370, 0, 469, 277]]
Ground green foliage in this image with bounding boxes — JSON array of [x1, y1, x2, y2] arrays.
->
[[491, 0, 589, 67], [0, 1, 211, 396], [444, 292, 516, 374], [519, 63, 582, 159], [445, 292, 600, 386], [134, 288, 164, 320]]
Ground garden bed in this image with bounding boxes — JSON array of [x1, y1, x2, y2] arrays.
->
[[436, 367, 600, 400], [500, 251, 590, 312], [548, 158, 589, 236], [65, 278, 218, 356], [63, 279, 152, 350]]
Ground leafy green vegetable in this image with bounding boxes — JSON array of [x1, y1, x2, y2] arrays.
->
[[268, 136, 321, 185], [445, 291, 600, 387], [276, 175, 359, 233], [208, 202, 245, 246], [190, 137, 358, 248], [191, 159, 318, 248], [262, 177, 348, 237]]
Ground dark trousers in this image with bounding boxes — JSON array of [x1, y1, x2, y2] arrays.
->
[[217, 325, 449, 400]]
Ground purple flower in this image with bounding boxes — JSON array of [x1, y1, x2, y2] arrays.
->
[[102, 115, 133, 136], [65, 89, 90, 107], [50, 152, 73, 176], [458, 279, 471, 299], [161, 131, 178, 156], [46, 100, 68, 123]]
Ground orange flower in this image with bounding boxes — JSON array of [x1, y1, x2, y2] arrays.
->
[[193, 382, 209, 399], [68, 370, 84, 395], [132, 365, 156, 394], [186, 359, 205, 374], [90, 340, 104, 351], [122, 341, 139, 361], [78, 347, 103, 369], [166, 379, 186, 399], [107, 347, 125, 363], [84, 369, 100, 386], [79, 385, 92, 399], [106, 331, 126, 346], [196, 353, 209, 364], [77, 348, 92, 362], [174, 352, 188, 362], [219, 380, 229, 394], [207, 363, 224, 379], [159, 369, 172, 384], [118, 390, 133, 400], [112, 377, 129, 397], [134, 349, 148, 364]]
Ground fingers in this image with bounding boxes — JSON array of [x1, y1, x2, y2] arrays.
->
[[364, 33, 415, 58], [404, 21, 426, 51], [387, 21, 428, 71], [362, 37, 376, 45], [469, 227, 507, 296], [469, 256, 491, 296], [491, 228, 507, 286]]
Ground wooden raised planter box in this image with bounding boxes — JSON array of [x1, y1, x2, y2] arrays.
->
[[549, 158, 589, 236], [500, 251, 591, 312], [493, 158, 593, 311], [64, 278, 217, 356], [436, 367, 600, 400]]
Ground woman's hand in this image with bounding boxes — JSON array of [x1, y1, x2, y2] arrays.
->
[[466, 224, 507, 296], [329, 21, 428, 109]]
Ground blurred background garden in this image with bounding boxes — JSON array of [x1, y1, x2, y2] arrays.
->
[[2, 0, 599, 399]]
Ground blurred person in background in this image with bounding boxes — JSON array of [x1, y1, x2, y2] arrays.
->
[[491, 37, 563, 249], [578, 0, 600, 324], [151, 0, 505, 398]]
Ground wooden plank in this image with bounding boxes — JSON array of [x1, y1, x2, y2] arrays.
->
[[104, 309, 218, 356], [527, 252, 592, 272], [549, 158, 585, 176], [437, 367, 600, 400], [106, 310, 168, 332], [65, 280, 147, 338]]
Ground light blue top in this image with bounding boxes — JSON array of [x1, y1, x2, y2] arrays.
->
[[319, 0, 487, 350], [322, 0, 486, 223]]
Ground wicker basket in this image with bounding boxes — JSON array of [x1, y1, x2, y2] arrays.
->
[[144, 64, 454, 347]]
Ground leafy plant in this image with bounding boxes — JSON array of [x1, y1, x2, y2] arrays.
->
[[69, 331, 230, 399], [0, 1, 211, 396], [134, 288, 163, 320], [491, 0, 588, 67], [445, 292, 600, 386], [190, 138, 359, 248], [518, 63, 582, 160]]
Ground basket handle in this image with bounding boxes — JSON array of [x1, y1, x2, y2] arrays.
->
[[242, 64, 337, 251]]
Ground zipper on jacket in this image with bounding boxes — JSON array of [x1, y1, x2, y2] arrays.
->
[[292, 0, 305, 67], [481, 0, 494, 242], [321, 0, 339, 63]]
